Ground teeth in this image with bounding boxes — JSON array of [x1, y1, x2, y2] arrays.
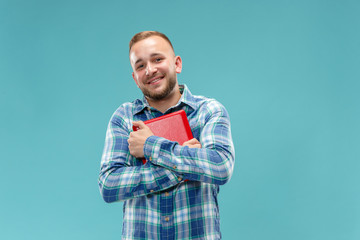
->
[[149, 77, 162, 84]]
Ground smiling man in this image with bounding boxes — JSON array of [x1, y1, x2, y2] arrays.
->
[[99, 31, 235, 240]]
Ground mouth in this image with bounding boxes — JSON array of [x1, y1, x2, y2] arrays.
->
[[147, 75, 164, 85]]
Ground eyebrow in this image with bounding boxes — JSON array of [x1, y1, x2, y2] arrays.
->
[[134, 53, 163, 65]]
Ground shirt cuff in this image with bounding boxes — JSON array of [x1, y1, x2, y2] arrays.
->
[[143, 135, 162, 163], [144, 136, 185, 181]]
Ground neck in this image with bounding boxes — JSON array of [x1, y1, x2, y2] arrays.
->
[[147, 85, 181, 113]]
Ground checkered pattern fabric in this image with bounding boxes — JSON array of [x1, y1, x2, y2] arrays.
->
[[99, 85, 235, 239]]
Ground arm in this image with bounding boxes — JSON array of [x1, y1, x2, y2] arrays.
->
[[98, 114, 182, 203], [144, 102, 235, 185]]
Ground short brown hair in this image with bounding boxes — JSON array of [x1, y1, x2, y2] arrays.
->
[[129, 31, 174, 52]]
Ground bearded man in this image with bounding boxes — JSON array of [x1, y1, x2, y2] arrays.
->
[[99, 31, 235, 240]]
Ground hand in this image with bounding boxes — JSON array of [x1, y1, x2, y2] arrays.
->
[[182, 138, 202, 148], [128, 121, 154, 158]]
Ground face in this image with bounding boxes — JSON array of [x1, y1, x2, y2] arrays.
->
[[130, 36, 182, 101]]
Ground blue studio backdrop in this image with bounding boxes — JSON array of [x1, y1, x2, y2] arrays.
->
[[1, 0, 359, 239]]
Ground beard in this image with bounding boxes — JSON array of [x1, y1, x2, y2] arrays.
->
[[140, 74, 177, 101]]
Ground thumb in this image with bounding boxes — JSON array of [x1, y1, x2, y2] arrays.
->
[[132, 121, 147, 130]]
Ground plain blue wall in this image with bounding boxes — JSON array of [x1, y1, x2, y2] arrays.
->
[[1, 0, 359, 239]]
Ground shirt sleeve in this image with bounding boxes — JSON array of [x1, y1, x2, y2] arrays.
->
[[143, 101, 235, 185], [98, 112, 182, 203]]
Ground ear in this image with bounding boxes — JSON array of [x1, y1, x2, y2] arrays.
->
[[175, 56, 182, 74], [132, 72, 140, 88]]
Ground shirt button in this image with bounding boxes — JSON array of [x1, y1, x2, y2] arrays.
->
[[149, 157, 152, 161], [178, 177, 182, 181], [150, 190, 154, 193], [147, 107, 151, 111], [173, 165, 177, 169], [164, 192, 169, 197], [165, 216, 170, 222]]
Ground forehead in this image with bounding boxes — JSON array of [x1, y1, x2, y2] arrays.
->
[[129, 36, 174, 64]]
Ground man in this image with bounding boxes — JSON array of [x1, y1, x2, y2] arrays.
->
[[99, 31, 235, 240]]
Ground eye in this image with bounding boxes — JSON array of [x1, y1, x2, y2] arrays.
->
[[155, 58, 162, 62], [136, 64, 144, 70]]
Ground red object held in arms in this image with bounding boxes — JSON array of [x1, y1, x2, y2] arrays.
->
[[132, 110, 194, 166]]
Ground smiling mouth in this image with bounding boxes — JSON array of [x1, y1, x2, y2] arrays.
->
[[147, 75, 164, 85]]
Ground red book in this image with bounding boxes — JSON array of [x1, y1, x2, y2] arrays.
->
[[133, 110, 193, 164]]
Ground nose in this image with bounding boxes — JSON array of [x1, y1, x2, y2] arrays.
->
[[145, 63, 157, 76]]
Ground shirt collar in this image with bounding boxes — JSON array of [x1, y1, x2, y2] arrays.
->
[[133, 84, 198, 115], [177, 84, 198, 110]]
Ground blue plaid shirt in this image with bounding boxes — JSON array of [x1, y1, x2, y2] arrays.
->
[[99, 85, 235, 240]]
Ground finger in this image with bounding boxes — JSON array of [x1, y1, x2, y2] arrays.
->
[[184, 138, 199, 145], [183, 139, 192, 145], [132, 121, 147, 130], [183, 139, 202, 148], [128, 132, 135, 139], [188, 143, 201, 149]]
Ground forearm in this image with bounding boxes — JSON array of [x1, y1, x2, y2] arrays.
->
[[98, 160, 181, 202], [144, 136, 234, 185], [143, 104, 235, 185], [99, 118, 181, 203]]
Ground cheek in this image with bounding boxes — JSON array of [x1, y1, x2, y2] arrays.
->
[[160, 62, 172, 72], [133, 73, 142, 86], [135, 72, 144, 81]]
